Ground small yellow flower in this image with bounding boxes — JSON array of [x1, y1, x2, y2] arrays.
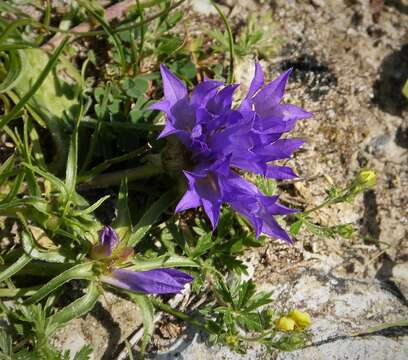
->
[[276, 316, 296, 332], [356, 170, 376, 189], [225, 335, 239, 347], [288, 309, 312, 329]]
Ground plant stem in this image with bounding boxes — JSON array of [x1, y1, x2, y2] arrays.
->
[[78, 162, 164, 189], [150, 297, 213, 334], [211, 1, 235, 84]]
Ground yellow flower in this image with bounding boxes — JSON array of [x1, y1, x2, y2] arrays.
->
[[276, 316, 296, 332], [225, 335, 239, 347], [288, 309, 312, 329]]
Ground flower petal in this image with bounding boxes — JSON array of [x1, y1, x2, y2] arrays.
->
[[160, 64, 188, 104], [265, 165, 298, 179], [103, 268, 193, 294], [247, 62, 265, 99], [252, 69, 292, 117], [99, 225, 119, 256]]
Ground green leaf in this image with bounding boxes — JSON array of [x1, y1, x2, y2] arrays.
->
[[0, 253, 31, 283], [129, 254, 198, 271], [112, 178, 132, 242], [73, 195, 110, 216], [21, 228, 69, 264], [290, 219, 303, 236], [237, 280, 256, 309], [128, 294, 154, 356], [122, 77, 148, 98], [78, 0, 126, 74], [65, 105, 83, 197], [48, 281, 101, 335], [0, 49, 23, 93], [72, 345, 93, 360], [0, 154, 15, 188], [0, 37, 69, 129], [24, 262, 96, 305], [127, 190, 176, 247], [191, 233, 214, 259]]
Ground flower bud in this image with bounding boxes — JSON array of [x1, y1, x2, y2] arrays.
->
[[276, 316, 296, 332], [288, 309, 311, 329], [225, 335, 239, 347], [356, 170, 376, 189]]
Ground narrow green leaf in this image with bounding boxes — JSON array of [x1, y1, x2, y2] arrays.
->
[[72, 195, 110, 216], [21, 162, 67, 197], [0, 154, 15, 187], [191, 233, 214, 259], [289, 219, 303, 236], [112, 178, 132, 242], [24, 262, 96, 305], [21, 229, 69, 264], [128, 294, 154, 356], [48, 281, 101, 335], [78, 1, 126, 74], [65, 103, 84, 197], [0, 36, 69, 128], [127, 191, 176, 247], [0, 49, 23, 93], [129, 254, 198, 271], [0, 253, 31, 283]]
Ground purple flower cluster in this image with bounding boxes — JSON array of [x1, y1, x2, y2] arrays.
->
[[97, 226, 192, 294], [150, 63, 312, 243]]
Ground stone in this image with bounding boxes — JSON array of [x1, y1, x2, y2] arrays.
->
[[153, 259, 408, 359]]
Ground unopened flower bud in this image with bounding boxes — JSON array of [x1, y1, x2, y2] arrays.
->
[[288, 309, 311, 329], [276, 316, 296, 332], [356, 170, 376, 189], [225, 335, 239, 347]]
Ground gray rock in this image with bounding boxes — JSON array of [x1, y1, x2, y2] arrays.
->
[[153, 261, 408, 360]]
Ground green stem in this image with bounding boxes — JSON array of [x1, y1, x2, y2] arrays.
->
[[150, 297, 213, 334], [78, 145, 149, 183], [78, 162, 164, 188], [136, 0, 145, 72], [211, 1, 235, 84]]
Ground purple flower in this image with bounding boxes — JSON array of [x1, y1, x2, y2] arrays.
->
[[150, 63, 312, 242], [94, 226, 193, 294]]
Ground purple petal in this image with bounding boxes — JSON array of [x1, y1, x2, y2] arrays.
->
[[99, 225, 119, 256], [252, 69, 292, 118], [148, 99, 171, 114], [261, 216, 293, 244], [103, 268, 193, 294], [191, 80, 223, 106], [175, 189, 201, 212], [265, 165, 298, 179], [160, 64, 188, 105], [273, 103, 313, 121], [206, 84, 239, 115], [256, 139, 305, 161], [247, 62, 265, 99]]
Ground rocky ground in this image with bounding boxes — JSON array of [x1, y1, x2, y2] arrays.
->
[[51, 0, 408, 358]]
